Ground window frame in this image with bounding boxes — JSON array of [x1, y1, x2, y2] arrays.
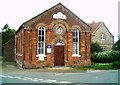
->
[[72, 28, 80, 57], [37, 26, 46, 57], [100, 33, 105, 40]]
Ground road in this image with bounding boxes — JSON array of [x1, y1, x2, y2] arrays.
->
[[0, 70, 119, 84]]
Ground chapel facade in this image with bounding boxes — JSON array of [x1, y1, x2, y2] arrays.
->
[[15, 3, 91, 68]]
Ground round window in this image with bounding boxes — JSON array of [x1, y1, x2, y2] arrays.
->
[[56, 27, 63, 34]]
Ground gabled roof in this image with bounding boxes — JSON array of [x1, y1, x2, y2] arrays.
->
[[88, 21, 101, 33], [88, 21, 113, 37], [17, 3, 91, 33]]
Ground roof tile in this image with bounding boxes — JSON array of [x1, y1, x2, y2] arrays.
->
[[88, 21, 101, 33]]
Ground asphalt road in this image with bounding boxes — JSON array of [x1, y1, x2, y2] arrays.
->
[[0, 70, 119, 84]]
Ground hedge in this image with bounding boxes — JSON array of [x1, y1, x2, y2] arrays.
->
[[112, 60, 120, 69], [91, 51, 120, 63]]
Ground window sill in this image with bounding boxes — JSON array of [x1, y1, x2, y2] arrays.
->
[[36, 54, 46, 57], [101, 39, 105, 40], [72, 54, 81, 57], [16, 54, 22, 56]]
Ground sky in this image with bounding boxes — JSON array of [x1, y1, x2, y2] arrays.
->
[[0, 0, 119, 42]]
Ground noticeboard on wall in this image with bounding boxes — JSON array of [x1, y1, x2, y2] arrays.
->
[[47, 45, 52, 53]]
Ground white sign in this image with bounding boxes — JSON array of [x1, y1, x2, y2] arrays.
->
[[47, 45, 52, 53], [47, 49, 51, 53], [38, 56, 44, 61]]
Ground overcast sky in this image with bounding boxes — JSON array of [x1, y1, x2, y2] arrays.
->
[[0, 0, 119, 42]]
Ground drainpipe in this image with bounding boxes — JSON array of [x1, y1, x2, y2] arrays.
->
[[22, 28, 24, 68], [14, 35, 17, 62]]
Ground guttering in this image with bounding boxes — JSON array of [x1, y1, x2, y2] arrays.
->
[[14, 35, 17, 61], [22, 28, 24, 68]]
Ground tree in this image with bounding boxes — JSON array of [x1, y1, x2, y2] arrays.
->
[[91, 42, 103, 53], [112, 36, 120, 51], [1, 24, 16, 44]]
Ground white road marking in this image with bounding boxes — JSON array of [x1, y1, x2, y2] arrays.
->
[[24, 77, 33, 80], [47, 79, 57, 82], [0, 75, 7, 77], [32, 79, 39, 81], [14, 76, 21, 79], [60, 81, 71, 83], [0, 75, 71, 83], [38, 79, 43, 81], [21, 78, 26, 80], [7, 76, 14, 79], [43, 79, 58, 83]]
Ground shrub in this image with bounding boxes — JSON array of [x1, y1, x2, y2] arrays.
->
[[112, 36, 120, 51], [112, 60, 120, 69], [91, 51, 120, 63], [0, 56, 3, 61], [91, 42, 103, 53]]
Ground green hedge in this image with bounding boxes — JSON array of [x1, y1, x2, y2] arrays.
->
[[0, 56, 3, 61], [112, 60, 120, 69], [91, 51, 120, 63]]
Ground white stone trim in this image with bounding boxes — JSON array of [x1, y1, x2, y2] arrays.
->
[[36, 54, 46, 61], [101, 39, 105, 40], [72, 54, 81, 57], [36, 54, 46, 57], [20, 54, 22, 56], [16, 54, 22, 56], [53, 12, 67, 20]]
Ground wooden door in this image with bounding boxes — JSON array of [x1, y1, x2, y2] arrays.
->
[[54, 46, 64, 66]]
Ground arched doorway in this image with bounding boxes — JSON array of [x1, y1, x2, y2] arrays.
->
[[54, 39, 64, 66]]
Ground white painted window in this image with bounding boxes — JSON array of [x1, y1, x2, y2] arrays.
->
[[100, 33, 105, 40], [38, 26, 45, 54], [72, 29, 79, 55]]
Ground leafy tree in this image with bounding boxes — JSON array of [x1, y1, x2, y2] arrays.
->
[[91, 42, 103, 53], [1, 24, 16, 44], [112, 36, 120, 51]]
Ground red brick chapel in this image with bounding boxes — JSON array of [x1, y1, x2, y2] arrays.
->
[[15, 3, 91, 68]]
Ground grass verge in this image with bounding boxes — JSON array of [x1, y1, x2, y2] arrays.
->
[[74, 63, 115, 71], [1, 61, 118, 73]]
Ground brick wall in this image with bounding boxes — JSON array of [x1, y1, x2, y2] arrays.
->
[[16, 4, 91, 68], [3, 38, 15, 62]]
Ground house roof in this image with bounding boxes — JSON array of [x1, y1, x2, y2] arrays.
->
[[88, 21, 114, 37], [88, 21, 101, 33], [16, 3, 91, 33]]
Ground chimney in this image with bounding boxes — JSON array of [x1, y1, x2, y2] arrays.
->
[[92, 21, 95, 24]]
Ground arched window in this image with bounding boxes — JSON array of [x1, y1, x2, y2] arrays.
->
[[72, 29, 79, 55], [38, 26, 45, 54]]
